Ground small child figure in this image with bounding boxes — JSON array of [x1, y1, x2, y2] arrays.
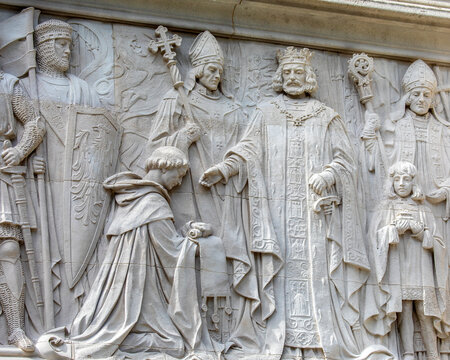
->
[[372, 161, 448, 360]]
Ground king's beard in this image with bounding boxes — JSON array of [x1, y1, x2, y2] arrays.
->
[[283, 80, 308, 97]]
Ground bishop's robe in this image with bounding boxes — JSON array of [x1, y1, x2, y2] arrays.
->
[[147, 85, 244, 230], [387, 110, 450, 199], [147, 83, 282, 353]]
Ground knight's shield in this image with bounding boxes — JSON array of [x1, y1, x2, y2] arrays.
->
[[63, 106, 121, 288]]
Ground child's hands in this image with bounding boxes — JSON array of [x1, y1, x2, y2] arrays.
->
[[395, 219, 409, 235], [409, 220, 424, 235]]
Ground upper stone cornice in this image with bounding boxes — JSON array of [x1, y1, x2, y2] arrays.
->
[[1, 0, 450, 64]]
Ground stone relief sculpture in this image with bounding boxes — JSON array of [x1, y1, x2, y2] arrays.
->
[[370, 161, 448, 360], [362, 59, 450, 201], [357, 56, 450, 359], [200, 46, 389, 359], [37, 146, 228, 359], [0, 70, 44, 352], [146, 28, 283, 355], [0, 6, 448, 360], [30, 20, 101, 107], [19, 18, 121, 333], [387, 61, 450, 242]]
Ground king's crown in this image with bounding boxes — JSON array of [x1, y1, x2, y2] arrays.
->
[[276, 47, 313, 65]]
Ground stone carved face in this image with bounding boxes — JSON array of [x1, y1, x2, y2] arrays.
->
[[406, 87, 434, 116], [393, 172, 413, 198], [53, 38, 71, 72], [160, 167, 188, 190], [282, 63, 307, 97], [198, 62, 223, 91]]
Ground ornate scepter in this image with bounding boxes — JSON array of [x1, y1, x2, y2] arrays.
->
[[148, 26, 222, 217], [348, 53, 389, 173]]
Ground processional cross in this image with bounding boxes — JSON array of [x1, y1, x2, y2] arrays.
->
[[148, 25, 197, 125], [149, 26, 184, 89]]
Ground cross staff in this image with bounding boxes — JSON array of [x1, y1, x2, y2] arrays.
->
[[149, 26, 183, 87], [148, 26, 223, 219], [149, 26, 180, 57], [148, 26, 199, 129]]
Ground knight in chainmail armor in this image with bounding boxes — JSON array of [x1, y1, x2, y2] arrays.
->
[[0, 71, 44, 351], [19, 19, 103, 329]]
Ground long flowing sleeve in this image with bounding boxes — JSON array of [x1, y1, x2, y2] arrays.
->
[[364, 201, 400, 336], [224, 107, 283, 322], [146, 217, 185, 285], [325, 115, 357, 188], [226, 108, 264, 163], [147, 90, 193, 155], [373, 204, 398, 283]]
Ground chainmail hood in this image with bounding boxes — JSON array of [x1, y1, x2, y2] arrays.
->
[[34, 19, 72, 46]]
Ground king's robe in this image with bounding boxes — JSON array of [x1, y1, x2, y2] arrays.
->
[[221, 94, 371, 359]]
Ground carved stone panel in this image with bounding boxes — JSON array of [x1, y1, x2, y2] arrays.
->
[[0, 4, 447, 360]]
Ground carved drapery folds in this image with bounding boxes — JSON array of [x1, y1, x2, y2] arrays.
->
[[0, 5, 447, 360]]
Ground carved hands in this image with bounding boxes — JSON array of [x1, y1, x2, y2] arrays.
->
[[394, 217, 424, 238], [182, 221, 214, 243], [182, 221, 213, 237], [182, 120, 201, 144], [200, 165, 224, 188], [309, 174, 327, 195], [361, 111, 380, 152], [394, 219, 409, 235], [33, 156, 46, 175], [427, 187, 448, 204], [364, 111, 380, 134], [1, 146, 22, 166], [190, 222, 213, 237], [309, 170, 334, 196], [410, 220, 424, 235]]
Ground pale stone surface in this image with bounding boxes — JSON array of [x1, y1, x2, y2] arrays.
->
[[3, 1, 450, 62], [0, 3, 447, 360]]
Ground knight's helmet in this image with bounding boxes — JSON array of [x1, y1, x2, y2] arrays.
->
[[185, 31, 224, 92]]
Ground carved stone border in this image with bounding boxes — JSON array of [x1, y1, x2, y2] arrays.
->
[[1, 0, 450, 63]]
